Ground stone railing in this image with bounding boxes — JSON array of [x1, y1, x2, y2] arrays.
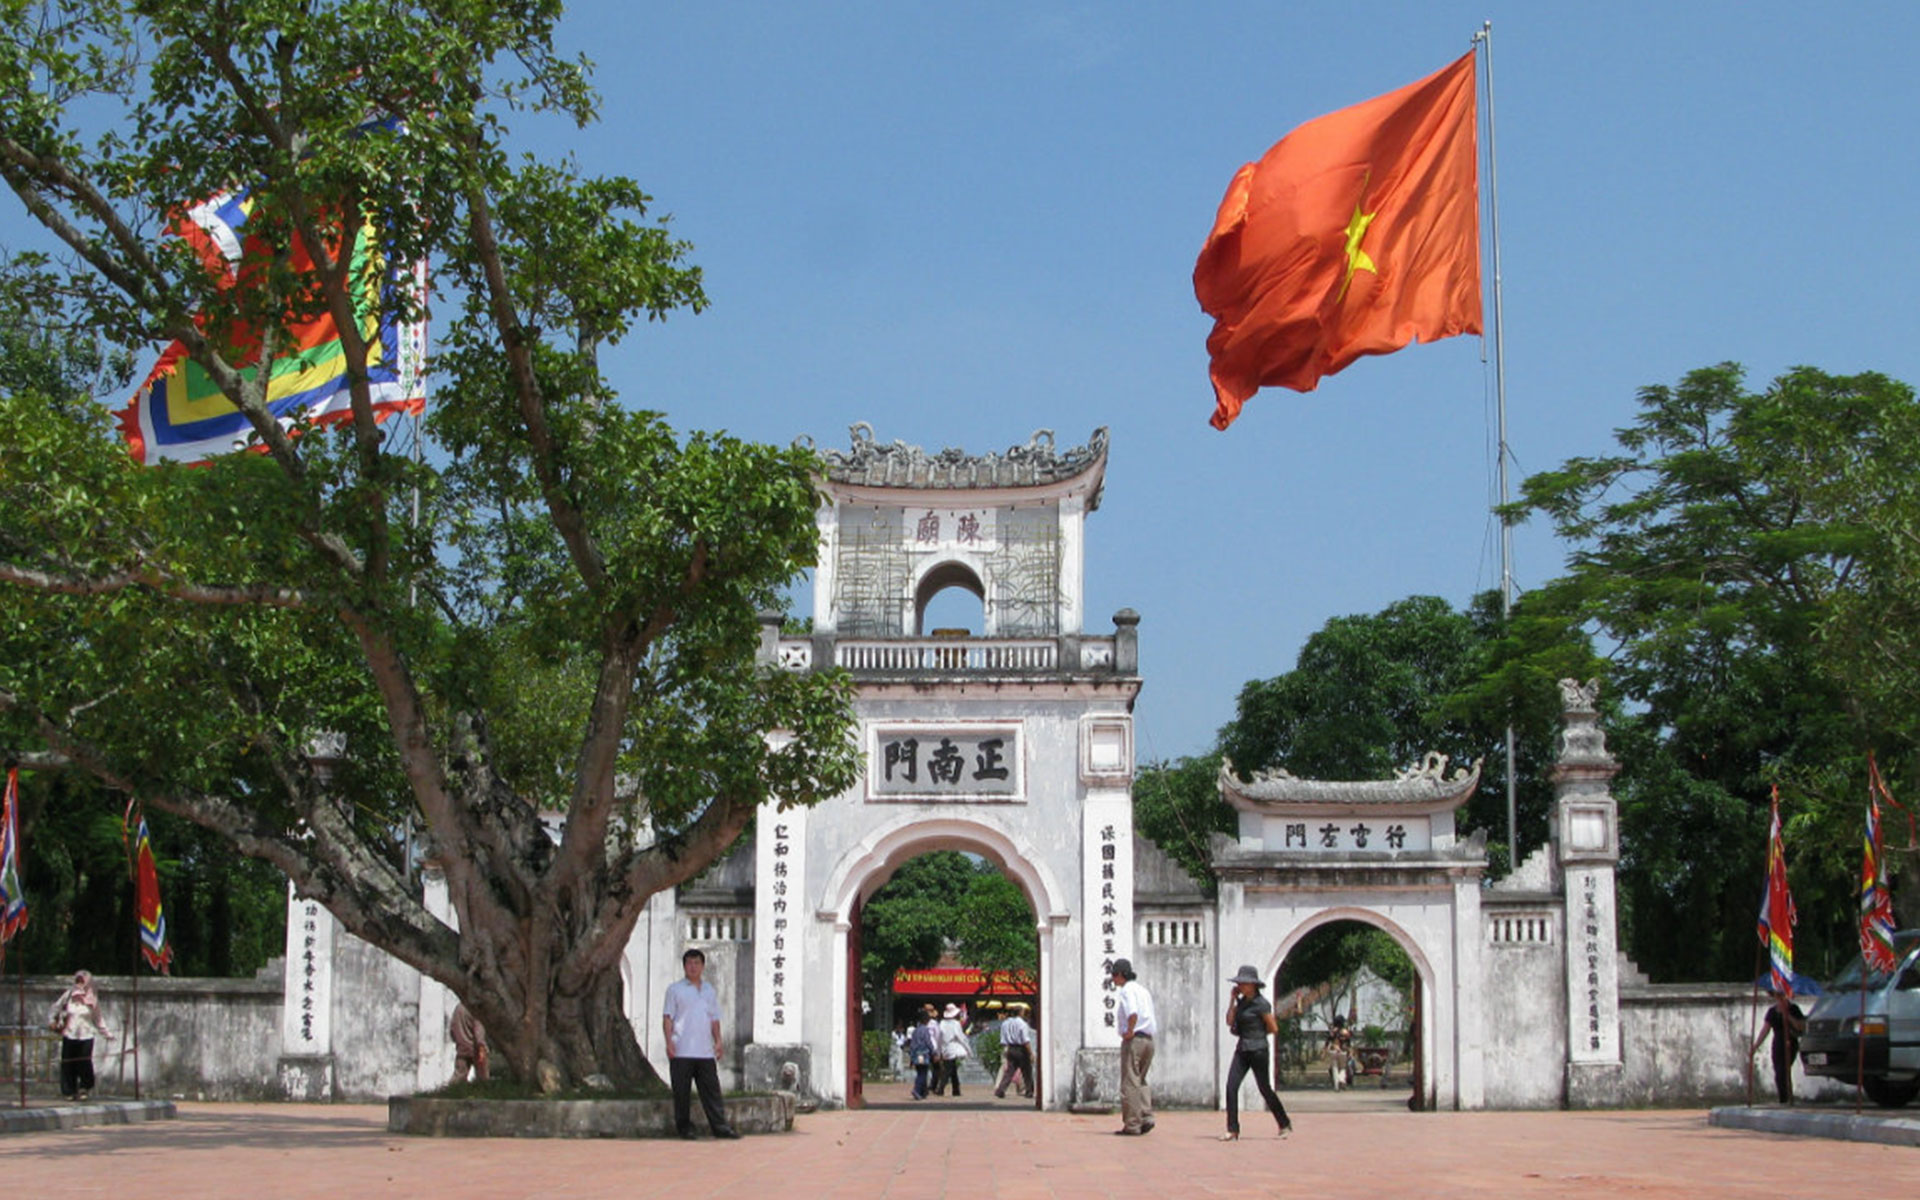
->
[[772, 634, 1129, 676], [760, 609, 1140, 678]]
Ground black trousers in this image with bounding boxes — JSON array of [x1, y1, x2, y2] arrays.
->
[[1771, 1046, 1794, 1104], [1224, 1048, 1289, 1133], [669, 1056, 732, 1135], [60, 1037, 96, 1098]]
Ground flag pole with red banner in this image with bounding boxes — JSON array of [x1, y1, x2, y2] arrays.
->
[[1192, 26, 1528, 867], [124, 800, 175, 1102], [1752, 784, 1794, 1106], [1, 766, 28, 1109]]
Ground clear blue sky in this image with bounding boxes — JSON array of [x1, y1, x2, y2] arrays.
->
[[525, 3, 1920, 762]]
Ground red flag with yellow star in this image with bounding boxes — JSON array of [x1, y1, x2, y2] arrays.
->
[[1194, 51, 1482, 429]]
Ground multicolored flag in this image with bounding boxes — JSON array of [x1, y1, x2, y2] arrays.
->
[[0, 767, 27, 963], [1194, 51, 1482, 429], [1756, 784, 1796, 995], [1863, 756, 1901, 974], [115, 171, 428, 465], [126, 807, 173, 974]]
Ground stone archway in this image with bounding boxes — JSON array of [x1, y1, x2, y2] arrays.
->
[[1263, 906, 1438, 1108], [817, 815, 1071, 1108]]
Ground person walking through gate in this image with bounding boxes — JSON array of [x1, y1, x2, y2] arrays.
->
[[907, 1005, 939, 1100], [994, 1002, 1034, 1098], [1750, 989, 1807, 1105], [1111, 958, 1156, 1135], [48, 969, 111, 1102], [1220, 965, 1291, 1141], [936, 1004, 973, 1097], [663, 948, 741, 1139]]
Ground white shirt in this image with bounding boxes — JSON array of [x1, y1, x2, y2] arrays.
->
[[1114, 979, 1156, 1038], [999, 1014, 1032, 1046], [663, 978, 722, 1059], [939, 1018, 971, 1058]]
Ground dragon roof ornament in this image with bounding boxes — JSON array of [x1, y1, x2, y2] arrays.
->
[[798, 424, 1110, 498], [1219, 752, 1483, 814]]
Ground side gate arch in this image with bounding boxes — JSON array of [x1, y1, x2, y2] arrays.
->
[[1259, 905, 1445, 1109], [1212, 758, 1490, 1111]]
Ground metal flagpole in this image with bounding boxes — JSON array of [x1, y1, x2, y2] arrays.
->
[[1472, 21, 1519, 870]]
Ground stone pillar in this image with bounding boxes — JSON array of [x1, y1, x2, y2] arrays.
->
[[1058, 494, 1086, 634], [1552, 678, 1625, 1108], [278, 887, 337, 1101], [1072, 788, 1133, 1107], [746, 800, 810, 1096]]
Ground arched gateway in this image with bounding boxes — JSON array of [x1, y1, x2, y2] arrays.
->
[[292, 430, 1683, 1112], [608, 429, 1626, 1113]]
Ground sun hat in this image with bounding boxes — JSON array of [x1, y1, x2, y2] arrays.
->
[[1229, 965, 1264, 987], [942, 1003, 961, 1019]]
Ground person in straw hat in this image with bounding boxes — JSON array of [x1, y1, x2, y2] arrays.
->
[[1220, 964, 1292, 1141]]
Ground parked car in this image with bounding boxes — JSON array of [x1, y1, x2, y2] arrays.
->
[[1799, 929, 1920, 1108]]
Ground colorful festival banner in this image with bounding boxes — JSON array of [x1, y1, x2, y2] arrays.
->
[[116, 172, 428, 465], [1756, 784, 1796, 995], [1863, 756, 1902, 974], [0, 767, 27, 963], [126, 806, 173, 974]]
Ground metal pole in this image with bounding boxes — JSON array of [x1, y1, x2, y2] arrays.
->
[[1472, 21, 1519, 871]]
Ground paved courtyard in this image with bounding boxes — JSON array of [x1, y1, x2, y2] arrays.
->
[[1, 1092, 1913, 1199]]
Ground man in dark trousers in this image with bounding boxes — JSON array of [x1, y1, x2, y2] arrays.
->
[[663, 948, 741, 1138], [1750, 989, 1807, 1104]]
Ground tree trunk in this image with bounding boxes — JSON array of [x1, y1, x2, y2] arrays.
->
[[469, 938, 665, 1095]]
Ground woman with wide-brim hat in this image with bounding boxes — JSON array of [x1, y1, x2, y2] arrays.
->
[[1220, 964, 1291, 1141]]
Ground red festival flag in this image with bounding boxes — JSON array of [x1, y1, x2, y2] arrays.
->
[[1194, 51, 1482, 429], [0, 767, 27, 964], [1756, 785, 1796, 994], [1863, 757, 1902, 974], [127, 806, 173, 974]]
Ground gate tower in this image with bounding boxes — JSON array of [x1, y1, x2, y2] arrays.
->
[[746, 424, 1142, 1108]]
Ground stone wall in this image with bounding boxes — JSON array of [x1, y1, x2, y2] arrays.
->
[[1133, 833, 1219, 1107], [22, 968, 283, 1100], [1618, 984, 1847, 1106]]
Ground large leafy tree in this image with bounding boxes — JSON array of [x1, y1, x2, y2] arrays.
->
[[0, 0, 859, 1089], [1512, 364, 1920, 981]]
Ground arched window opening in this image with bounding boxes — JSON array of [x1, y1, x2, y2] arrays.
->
[[914, 561, 985, 636]]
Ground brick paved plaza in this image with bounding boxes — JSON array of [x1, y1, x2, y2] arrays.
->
[[1, 1092, 1913, 1199]]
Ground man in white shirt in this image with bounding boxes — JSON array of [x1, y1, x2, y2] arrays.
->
[[662, 948, 740, 1139], [994, 1003, 1035, 1099], [1110, 957, 1156, 1135]]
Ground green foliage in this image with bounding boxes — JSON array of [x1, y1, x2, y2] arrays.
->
[[1132, 751, 1232, 895], [0, 0, 861, 1087], [1511, 363, 1920, 981], [860, 852, 1037, 996], [1283, 920, 1413, 1024]]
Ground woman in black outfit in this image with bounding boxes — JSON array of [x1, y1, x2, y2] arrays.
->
[[1220, 964, 1291, 1141]]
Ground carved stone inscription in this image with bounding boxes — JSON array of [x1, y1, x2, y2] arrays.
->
[[867, 723, 1023, 801]]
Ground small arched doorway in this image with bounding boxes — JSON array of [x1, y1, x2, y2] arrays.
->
[[1265, 908, 1436, 1111]]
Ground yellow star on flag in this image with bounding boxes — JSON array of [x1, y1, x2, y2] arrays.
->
[[1337, 197, 1377, 302]]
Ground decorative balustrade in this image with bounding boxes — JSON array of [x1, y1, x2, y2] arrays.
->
[[772, 635, 1126, 676]]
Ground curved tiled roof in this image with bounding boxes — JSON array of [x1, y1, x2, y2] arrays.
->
[[1220, 753, 1483, 814], [802, 424, 1109, 494]]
